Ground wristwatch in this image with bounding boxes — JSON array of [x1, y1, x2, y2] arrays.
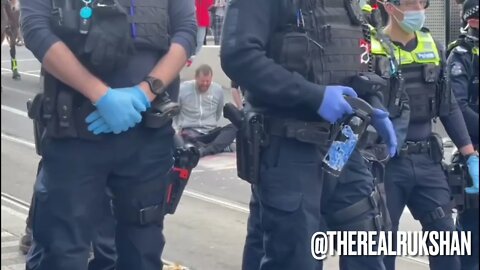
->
[[143, 76, 165, 95]]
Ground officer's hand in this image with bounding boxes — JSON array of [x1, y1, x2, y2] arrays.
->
[[370, 108, 398, 157], [85, 111, 113, 135], [465, 155, 479, 194], [317, 86, 358, 123], [86, 86, 151, 134]]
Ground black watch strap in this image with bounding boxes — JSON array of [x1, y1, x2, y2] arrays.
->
[[143, 76, 164, 95]]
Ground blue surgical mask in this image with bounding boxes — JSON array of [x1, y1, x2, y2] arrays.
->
[[395, 10, 426, 33]]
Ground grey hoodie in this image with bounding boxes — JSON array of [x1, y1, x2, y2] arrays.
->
[[175, 80, 224, 134]]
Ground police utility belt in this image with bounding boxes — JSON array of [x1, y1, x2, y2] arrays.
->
[[224, 103, 334, 185], [26, 73, 178, 156], [398, 133, 444, 163]]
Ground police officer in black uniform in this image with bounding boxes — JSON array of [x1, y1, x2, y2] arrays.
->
[[221, 1, 398, 269], [370, 1, 479, 270], [19, 0, 196, 268], [447, 1, 479, 269]]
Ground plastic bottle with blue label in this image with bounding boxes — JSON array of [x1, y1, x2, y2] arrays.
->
[[322, 96, 374, 177]]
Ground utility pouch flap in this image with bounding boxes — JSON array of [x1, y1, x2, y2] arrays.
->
[[423, 64, 440, 83]]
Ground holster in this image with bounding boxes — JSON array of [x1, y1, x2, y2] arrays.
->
[[26, 96, 46, 156], [361, 145, 392, 231], [223, 104, 268, 185], [446, 152, 479, 213], [163, 144, 200, 214], [143, 93, 180, 129], [428, 132, 444, 163]]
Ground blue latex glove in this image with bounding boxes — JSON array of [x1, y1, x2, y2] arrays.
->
[[370, 108, 398, 157], [465, 155, 479, 194], [86, 86, 150, 134], [317, 85, 358, 123], [85, 111, 113, 135]]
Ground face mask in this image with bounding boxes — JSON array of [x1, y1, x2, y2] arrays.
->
[[393, 8, 426, 33], [359, 0, 367, 8]]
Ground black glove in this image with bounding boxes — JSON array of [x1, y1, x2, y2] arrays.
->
[[83, 0, 134, 72], [349, 72, 388, 98]]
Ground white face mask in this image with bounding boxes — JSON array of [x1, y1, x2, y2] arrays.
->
[[359, 0, 368, 7], [391, 5, 426, 33]]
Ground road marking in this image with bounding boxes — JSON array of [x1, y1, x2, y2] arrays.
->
[[1, 263, 26, 270], [1, 231, 13, 237], [1, 133, 35, 149], [1, 105, 29, 118], [0, 85, 37, 97], [1, 240, 19, 248], [1, 194, 190, 269], [0, 205, 27, 220], [1, 68, 40, 78], [1, 58, 38, 63], [0, 133, 249, 213]]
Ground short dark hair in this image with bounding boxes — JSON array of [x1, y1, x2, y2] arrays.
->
[[195, 64, 213, 77]]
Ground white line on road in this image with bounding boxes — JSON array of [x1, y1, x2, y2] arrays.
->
[[0, 205, 27, 220], [0, 132, 250, 214], [1, 58, 38, 63], [1, 68, 40, 78], [0, 85, 37, 97], [1, 105, 29, 118], [1, 133, 36, 149]]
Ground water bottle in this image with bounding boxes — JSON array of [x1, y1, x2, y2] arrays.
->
[[322, 97, 374, 177]]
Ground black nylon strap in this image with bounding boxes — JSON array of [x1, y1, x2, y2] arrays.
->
[[419, 200, 455, 225], [329, 190, 381, 225]]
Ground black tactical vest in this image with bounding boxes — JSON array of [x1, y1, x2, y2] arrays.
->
[[270, 0, 370, 86], [371, 30, 445, 123], [117, 0, 170, 52], [51, 0, 170, 55]]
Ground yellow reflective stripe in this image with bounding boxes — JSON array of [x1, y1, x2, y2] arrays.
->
[[11, 59, 18, 70], [370, 31, 441, 66], [411, 31, 440, 65], [362, 4, 373, 13], [371, 37, 388, 55], [473, 47, 479, 56]]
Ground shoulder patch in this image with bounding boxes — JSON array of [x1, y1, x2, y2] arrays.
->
[[450, 62, 465, 77]]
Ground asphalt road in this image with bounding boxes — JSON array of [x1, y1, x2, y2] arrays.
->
[[0, 45, 451, 269]]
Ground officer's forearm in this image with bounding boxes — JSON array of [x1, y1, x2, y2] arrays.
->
[[139, 43, 188, 100], [42, 41, 109, 103], [459, 144, 476, 156]]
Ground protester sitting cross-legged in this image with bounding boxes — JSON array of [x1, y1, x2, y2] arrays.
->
[[175, 64, 236, 157]]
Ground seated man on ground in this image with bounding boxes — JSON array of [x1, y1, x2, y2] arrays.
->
[[176, 64, 236, 157]]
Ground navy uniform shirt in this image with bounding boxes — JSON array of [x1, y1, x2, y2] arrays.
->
[[391, 35, 471, 148], [20, 0, 196, 89], [447, 44, 479, 146], [220, 0, 325, 119]]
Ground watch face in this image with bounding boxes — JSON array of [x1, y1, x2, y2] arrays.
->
[[152, 79, 164, 90]]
